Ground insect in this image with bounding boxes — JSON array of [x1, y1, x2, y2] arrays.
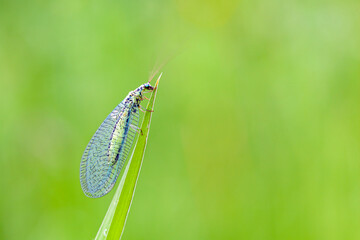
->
[[80, 76, 159, 198]]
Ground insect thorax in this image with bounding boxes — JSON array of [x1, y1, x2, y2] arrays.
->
[[130, 84, 149, 106]]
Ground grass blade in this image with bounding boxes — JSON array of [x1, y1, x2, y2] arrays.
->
[[95, 76, 161, 240], [95, 161, 131, 239]]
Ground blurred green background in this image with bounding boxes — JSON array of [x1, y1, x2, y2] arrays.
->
[[1, 0, 360, 239]]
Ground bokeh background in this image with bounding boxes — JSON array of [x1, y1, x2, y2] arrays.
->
[[1, 0, 360, 239]]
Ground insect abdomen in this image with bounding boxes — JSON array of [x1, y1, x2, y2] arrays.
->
[[107, 107, 132, 164]]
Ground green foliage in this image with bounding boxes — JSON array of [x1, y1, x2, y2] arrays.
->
[[1, 1, 360, 239]]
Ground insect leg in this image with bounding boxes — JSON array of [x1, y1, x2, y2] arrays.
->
[[130, 124, 143, 135], [139, 105, 154, 113]]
